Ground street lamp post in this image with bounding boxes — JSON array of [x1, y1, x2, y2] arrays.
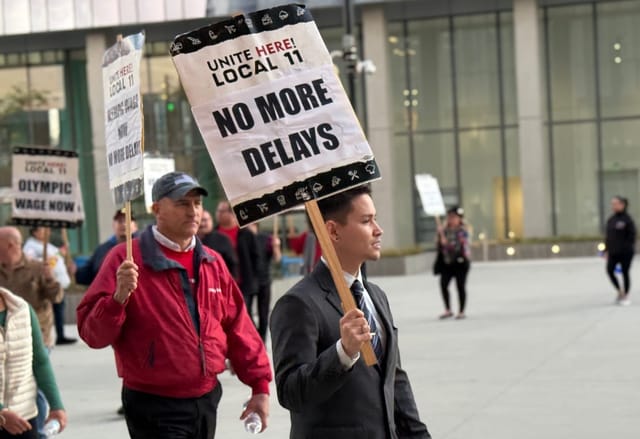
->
[[342, 0, 358, 111]]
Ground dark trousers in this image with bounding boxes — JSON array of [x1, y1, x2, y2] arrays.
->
[[0, 418, 38, 439], [53, 298, 66, 339], [122, 384, 222, 439], [440, 261, 470, 313], [607, 252, 634, 294], [245, 282, 271, 342]]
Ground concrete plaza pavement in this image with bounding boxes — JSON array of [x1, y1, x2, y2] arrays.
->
[[52, 257, 640, 438]]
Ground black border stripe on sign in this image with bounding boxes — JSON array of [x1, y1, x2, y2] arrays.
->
[[10, 218, 83, 229], [13, 146, 78, 158], [233, 159, 381, 227], [170, 3, 313, 56]]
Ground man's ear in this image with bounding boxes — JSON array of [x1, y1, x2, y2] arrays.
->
[[151, 201, 160, 216], [325, 220, 339, 242]]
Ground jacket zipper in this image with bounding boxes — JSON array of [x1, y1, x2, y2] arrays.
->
[[190, 270, 208, 378], [199, 341, 208, 377]]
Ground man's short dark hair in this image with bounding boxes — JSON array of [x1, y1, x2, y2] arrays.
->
[[317, 185, 372, 224]]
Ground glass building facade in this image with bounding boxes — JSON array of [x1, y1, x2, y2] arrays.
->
[[0, 0, 639, 253]]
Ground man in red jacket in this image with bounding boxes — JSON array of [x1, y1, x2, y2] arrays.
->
[[77, 172, 272, 439]]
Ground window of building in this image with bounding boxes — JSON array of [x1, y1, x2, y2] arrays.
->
[[546, 4, 596, 122], [390, 11, 517, 244], [552, 123, 599, 235], [597, 1, 640, 119], [455, 14, 501, 129], [0, 53, 67, 227], [543, 1, 640, 235]]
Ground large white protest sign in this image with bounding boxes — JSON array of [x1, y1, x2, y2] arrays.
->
[[143, 156, 176, 213], [415, 174, 446, 217], [171, 3, 380, 225], [11, 147, 85, 227], [102, 32, 145, 204]]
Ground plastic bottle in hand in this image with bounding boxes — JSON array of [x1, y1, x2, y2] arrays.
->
[[43, 419, 61, 438], [243, 411, 262, 434]]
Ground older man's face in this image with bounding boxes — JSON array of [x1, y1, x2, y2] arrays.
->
[[199, 211, 214, 237]]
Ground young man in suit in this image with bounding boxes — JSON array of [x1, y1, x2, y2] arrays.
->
[[270, 185, 431, 439]]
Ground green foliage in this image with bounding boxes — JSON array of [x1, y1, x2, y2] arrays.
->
[[0, 85, 50, 120]]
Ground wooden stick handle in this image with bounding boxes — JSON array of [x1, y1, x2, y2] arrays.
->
[[61, 228, 72, 268], [125, 202, 133, 261], [272, 214, 279, 239], [42, 228, 50, 262], [305, 200, 377, 366]]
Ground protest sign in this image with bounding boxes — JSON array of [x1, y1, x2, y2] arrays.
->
[[171, 3, 380, 226], [102, 31, 145, 204], [143, 156, 176, 212], [415, 174, 446, 217], [11, 146, 85, 227]]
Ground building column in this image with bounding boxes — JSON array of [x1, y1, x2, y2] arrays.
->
[[514, 0, 552, 237], [362, 5, 413, 249], [86, 32, 115, 242]]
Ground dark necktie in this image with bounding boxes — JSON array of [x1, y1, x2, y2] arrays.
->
[[351, 279, 383, 361]]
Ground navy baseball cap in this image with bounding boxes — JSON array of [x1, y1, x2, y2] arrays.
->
[[151, 172, 208, 202]]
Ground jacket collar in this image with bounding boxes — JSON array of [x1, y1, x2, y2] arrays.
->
[[312, 262, 343, 315], [151, 226, 196, 252], [0, 287, 27, 314], [0, 255, 28, 273], [139, 225, 215, 272]]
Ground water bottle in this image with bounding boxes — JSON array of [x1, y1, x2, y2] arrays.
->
[[42, 419, 61, 437], [243, 411, 261, 434]]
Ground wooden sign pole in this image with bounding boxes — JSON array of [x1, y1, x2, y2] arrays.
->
[[305, 199, 377, 366], [125, 201, 133, 261], [61, 228, 73, 269], [272, 214, 279, 240], [42, 227, 50, 262]]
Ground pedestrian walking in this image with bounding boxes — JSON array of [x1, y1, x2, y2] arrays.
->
[[77, 171, 272, 439], [22, 227, 75, 345], [605, 195, 636, 306], [247, 222, 281, 343], [270, 185, 432, 439], [0, 227, 63, 439], [215, 200, 259, 306], [435, 206, 471, 320], [198, 210, 237, 278], [0, 287, 67, 439], [75, 209, 139, 286]]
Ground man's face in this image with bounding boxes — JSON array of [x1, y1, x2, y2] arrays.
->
[[32, 227, 47, 241], [216, 202, 236, 228], [332, 194, 383, 267], [0, 236, 22, 265], [153, 190, 203, 242], [199, 211, 214, 237], [447, 212, 461, 227], [112, 217, 137, 242]]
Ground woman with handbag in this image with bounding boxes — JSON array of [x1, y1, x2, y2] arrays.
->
[[436, 206, 471, 319]]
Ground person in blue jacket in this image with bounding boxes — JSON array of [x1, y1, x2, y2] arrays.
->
[[76, 209, 138, 286]]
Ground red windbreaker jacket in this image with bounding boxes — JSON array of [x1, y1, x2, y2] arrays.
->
[[77, 226, 272, 398]]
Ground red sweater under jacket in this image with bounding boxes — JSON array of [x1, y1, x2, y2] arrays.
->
[[77, 226, 271, 398]]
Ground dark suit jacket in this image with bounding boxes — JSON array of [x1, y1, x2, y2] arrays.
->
[[270, 263, 431, 439], [216, 226, 258, 297], [201, 231, 237, 278]]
